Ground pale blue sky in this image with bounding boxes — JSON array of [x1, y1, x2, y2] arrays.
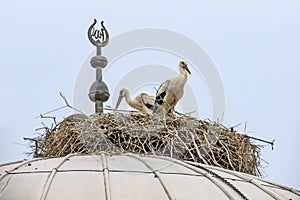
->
[[0, 0, 299, 189]]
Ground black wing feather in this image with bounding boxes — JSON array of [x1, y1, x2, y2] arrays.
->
[[155, 91, 166, 105], [153, 80, 170, 113], [145, 103, 154, 110]]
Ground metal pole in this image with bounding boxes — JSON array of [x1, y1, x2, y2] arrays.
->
[[87, 19, 110, 114], [96, 100, 103, 113], [97, 46, 101, 56], [246, 136, 275, 150], [96, 47, 103, 114]]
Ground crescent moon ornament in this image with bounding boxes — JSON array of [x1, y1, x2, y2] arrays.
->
[[87, 19, 109, 47]]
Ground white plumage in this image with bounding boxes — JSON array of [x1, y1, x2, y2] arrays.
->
[[115, 88, 155, 115], [153, 61, 191, 113]]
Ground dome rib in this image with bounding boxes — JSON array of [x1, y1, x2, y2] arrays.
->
[[188, 161, 283, 200], [0, 158, 44, 183], [101, 153, 112, 200], [126, 154, 176, 200], [41, 153, 77, 200], [240, 171, 300, 197], [257, 179, 300, 197], [153, 155, 247, 200], [0, 160, 24, 168], [0, 157, 46, 195]]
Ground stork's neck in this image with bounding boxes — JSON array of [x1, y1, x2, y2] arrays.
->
[[124, 91, 132, 104], [179, 67, 188, 81]]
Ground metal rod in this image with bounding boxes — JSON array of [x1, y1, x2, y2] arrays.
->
[[245, 135, 275, 150], [96, 68, 102, 81], [97, 46, 101, 56], [96, 100, 103, 114]]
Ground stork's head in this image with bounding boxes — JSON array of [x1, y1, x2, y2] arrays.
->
[[179, 61, 191, 75], [115, 88, 129, 110], [119, 88, 129, 97]]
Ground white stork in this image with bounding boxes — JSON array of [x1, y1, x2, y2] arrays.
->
[[115, 88, 155, 115], [153, 60, 191, 113]]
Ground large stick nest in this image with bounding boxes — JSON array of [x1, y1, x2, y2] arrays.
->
[[29, 113, 262, 176]]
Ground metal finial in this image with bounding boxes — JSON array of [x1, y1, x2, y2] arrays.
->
[[87, 19, 109, 47], [87, 19, 110, 114]]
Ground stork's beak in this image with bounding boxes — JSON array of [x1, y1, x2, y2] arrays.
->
[[115, 94, 124, 110], [184, 64, 191, 74]]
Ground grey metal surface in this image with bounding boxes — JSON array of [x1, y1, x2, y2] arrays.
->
[[0, 154, 299, 200], [87, 19, 110, 113]]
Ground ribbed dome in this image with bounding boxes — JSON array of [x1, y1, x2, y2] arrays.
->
[[0, 154, 299, 200]]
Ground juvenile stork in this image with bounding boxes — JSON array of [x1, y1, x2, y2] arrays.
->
[[115, 88, 155, 115], [153, 60, 191, 113]]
